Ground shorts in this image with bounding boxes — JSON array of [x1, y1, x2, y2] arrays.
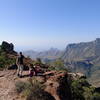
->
[[18, 64, 24, 71]]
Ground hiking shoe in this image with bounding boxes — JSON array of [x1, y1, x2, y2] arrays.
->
[[19, 75, 23, 78], [17, 74, 20, 77]]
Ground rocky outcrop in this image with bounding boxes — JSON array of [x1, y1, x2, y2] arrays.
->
[[1, 41, 17, 54], [42, 71, 72, 100], [33, 71, 87, 100]]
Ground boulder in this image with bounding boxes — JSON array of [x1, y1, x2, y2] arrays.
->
[[1, 41, 17, 54]]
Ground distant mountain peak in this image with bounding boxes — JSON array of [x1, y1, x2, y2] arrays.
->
[[23, 47, 63, 60]]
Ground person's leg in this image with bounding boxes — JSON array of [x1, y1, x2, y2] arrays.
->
[[20, 65, 24, 77], [17, 65, 20, 76]]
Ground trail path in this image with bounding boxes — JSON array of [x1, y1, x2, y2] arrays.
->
[[0, 70, 28, 100]]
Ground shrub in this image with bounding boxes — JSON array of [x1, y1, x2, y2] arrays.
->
[[15, 78, 55, 100], [83, 87, 94, 100], [26, 78, 55, 100], [92, 93, 100, 100], [71, 78, 100, 100], [0, 51, 16, 68], [71, 79, 85, 100], [15, 81, 32, 93], [26, 88, 55, 100]]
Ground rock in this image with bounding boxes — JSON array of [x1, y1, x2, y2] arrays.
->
[[76, 72, 85, 78], [44, 71, 72, 100], [68, 72, 86, 80], [1, 41, 17, 54], [43, 71, 88, 100]]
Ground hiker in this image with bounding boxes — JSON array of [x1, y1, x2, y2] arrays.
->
[[29, 64, 36, 77], [16, 52, 25, 78]]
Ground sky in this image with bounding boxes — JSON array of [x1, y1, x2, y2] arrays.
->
[[0, 0, 100, 51]]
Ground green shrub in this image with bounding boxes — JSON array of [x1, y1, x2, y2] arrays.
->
[[71, 78, 100, 100], [15, 81, 32, 93], [15, 78, 55, 100], [83, 87, 94, 100], [26, 88, 55, 100], [0, 51, 16, 68], [92, 93, 100, 100], [26, 78, 55, 100], [71, 79, 85, 100]]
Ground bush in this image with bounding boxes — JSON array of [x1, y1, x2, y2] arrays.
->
[[15, 81, 32, 93], [26, 88, 55, 100], [92, 93, 100, 100], [15, 78, 55, 100], [71, 78, 100, 100], [71, 79, 85, 100], [83, 87, 94, 100], [0, 51, 16, 68]]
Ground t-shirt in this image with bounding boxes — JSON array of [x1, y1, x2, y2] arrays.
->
[[17, 55, 24, 64]]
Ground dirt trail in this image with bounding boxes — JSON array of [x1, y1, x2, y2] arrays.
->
[[0, 70, 29, 100]]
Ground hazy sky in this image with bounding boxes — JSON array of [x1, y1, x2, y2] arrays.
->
[[0, 0, 100, 51]]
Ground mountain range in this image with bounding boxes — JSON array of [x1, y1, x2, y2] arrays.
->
[[0, 40, 100, 99], [23, 48, 63, 60], [23, 38, 100, 65], [62, 38, 100, 62], [23, 38, 100, 87]]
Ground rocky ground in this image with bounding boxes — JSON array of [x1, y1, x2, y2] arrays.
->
[[0, 70, 16, 100], [0, 69, 98, 100], [0, 70, 71, 100], [0, 70, 30, 100]]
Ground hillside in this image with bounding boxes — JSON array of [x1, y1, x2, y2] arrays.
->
[[23, 48, 63, 61], [61, 38, 100, 62], [0, 41, 100, 100], [23, 38, 100, 87], [61, 38, 100, 87]]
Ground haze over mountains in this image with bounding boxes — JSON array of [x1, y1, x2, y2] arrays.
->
[[23, 48, 63, 60], [23, 38, 100, 87], [23, 38, 100, 62]]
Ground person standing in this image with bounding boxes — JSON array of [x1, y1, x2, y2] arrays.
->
[[16, 52, 24, 78]]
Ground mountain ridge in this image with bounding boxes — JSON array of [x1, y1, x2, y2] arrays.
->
[[61, 38, 100, 62], [23, 38, 100, 87], [23, 48, 63, 60]]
